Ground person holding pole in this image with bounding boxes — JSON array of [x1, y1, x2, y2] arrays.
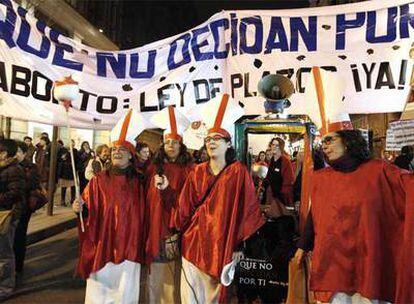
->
[[73, 109, 150, 304]]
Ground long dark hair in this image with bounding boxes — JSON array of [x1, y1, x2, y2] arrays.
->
[[336, 129, 371, 162], [153, 142, 193, 167]]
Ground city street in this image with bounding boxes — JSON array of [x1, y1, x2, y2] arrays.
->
[[4, 228, 85, 304]]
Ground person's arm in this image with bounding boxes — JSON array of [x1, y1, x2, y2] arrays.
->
[[173, 171, 198, 232], [281, 156, 295, 206], [84, 159, 95, 181], [296, 211, 314, 252]]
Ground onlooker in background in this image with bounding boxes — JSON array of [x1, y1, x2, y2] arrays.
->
[[85, 144, 110, 180], [135, 141, 151, 173], [198, 145, 208, 163], [34, 136, 51, 191], [265, 148, 273, 165], [23, 136, 35, 162], [255, 150, 268, 166], [77, 141, 94, 193], [0, 139, 25, 299], [57, 140, 79, 206], [13, 141, 41, 277], [192, 149, 200, 163], [394, 145, 414, 171]]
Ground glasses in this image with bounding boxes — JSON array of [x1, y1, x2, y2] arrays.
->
[[112, 146, 129, 153], [204, 135, 225, 144], [321, 135, 339, 146]]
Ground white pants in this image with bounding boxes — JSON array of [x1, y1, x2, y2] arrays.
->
[[148, 260, 181, 304], [180, 257, 220, 304], [85, 260, 141, 304], [320, 292, 392, 304]]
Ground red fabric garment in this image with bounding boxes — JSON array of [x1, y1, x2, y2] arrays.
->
[[175, 161, 265, 280], [76, 171, 146, 279], [145, 162, 193, 263], [280, 155, 295, 205], [310, 159, 412, 302], [396, 172, 414, 303]]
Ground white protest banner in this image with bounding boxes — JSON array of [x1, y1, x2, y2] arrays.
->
[[386, 128, 400, 151], [0, 0, 413, 129], [389, 119, 414, 146]]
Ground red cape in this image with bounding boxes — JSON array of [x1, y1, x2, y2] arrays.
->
[[175, 161, 265, 279], [76, 171, 146, 279], [145, 162, 193, 263], [310, 159, 413, 302], [396, 170, 414, 303]]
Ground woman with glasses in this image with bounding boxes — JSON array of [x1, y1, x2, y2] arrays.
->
[[294, 129, 414, 303], [73, 112, 147, 304], [158, 95, 264, 303]]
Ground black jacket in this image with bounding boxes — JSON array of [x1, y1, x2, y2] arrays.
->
[[0, 159, 25, 219]]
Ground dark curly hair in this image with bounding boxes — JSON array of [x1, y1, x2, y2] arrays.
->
[[153, 142, 193, 166], [336, 129, 371, 162]]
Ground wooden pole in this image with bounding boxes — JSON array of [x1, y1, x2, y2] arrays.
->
[[5, 117, 11, 139], [0, 115, 4, 139], [46, 126, 59, 216]]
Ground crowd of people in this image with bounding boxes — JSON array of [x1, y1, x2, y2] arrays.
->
[[0, 120, 413, 303]]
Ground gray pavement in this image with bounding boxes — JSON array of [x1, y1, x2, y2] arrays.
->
[[3, 228, 85, 304]]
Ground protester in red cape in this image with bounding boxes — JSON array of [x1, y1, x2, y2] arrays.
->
[[295, 129, 414, 303], [73, 110, 146, 304], [168, 94, 265, 303], [0, 139, 25, 300], [135, 141, 151, 173], [13, 141, 41, 277], [84, 144, 110, 181], [145, 106, 193, 303]]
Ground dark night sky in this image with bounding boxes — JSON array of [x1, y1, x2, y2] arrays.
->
[[78, 0, 311, 49]]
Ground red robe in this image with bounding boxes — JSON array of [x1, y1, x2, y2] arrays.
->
[[145, 162, 193, 263], [310, 159, 413, 302], [76, 171, 146, 279], [175, 161, 265, 281]]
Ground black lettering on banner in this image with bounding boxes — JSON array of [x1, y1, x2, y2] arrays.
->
[[31, 71, 52, 101], [362, 63, 376, 89], [193, 79, 210, 104], [209, 78, 222, 98], [79, 89, 97, 111], [10, 65, 30, 97], [243, 73, 255, 97], [176, 83, 187, 107], [157, 84, 176, 110], [296, 67, 312, 93], [96, 96, 117, 114], [398, 59, 407, 89], [276, 68, 294, 79], [0, 62, 8, 92], [351, 64, 362, 92], [230, 73, 243, 97], [375, 62, 395, 89], [140, 92, 158, 112]]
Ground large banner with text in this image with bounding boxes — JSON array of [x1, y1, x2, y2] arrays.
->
[[0, 0, 413, 128]]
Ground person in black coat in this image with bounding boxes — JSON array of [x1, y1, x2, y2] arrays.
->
[[14, 141, 41, 276], [57, 140, 80, 206], [0, 139, 25, 299], [394, 145, 414, 171]]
